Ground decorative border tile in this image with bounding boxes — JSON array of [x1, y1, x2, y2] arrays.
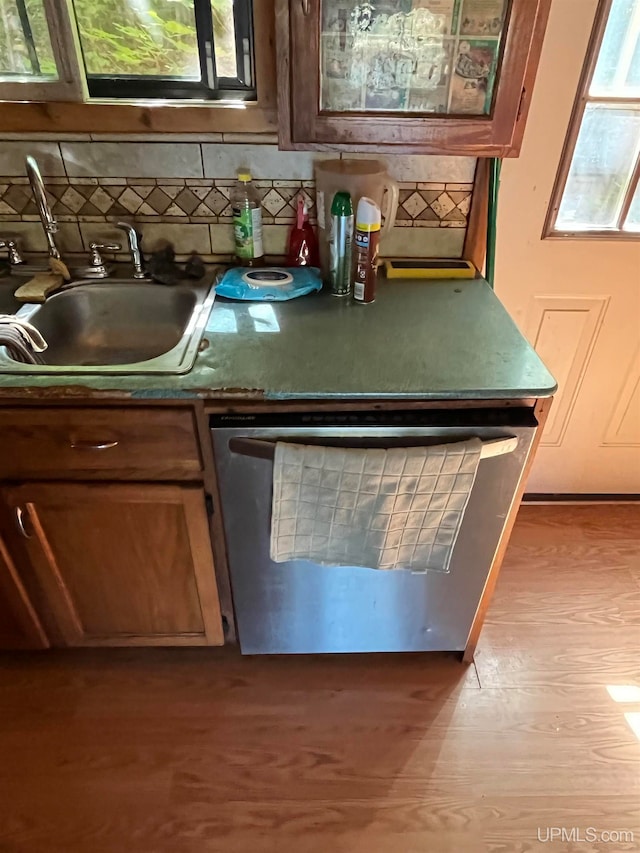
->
[[0, 177, 472, 230]]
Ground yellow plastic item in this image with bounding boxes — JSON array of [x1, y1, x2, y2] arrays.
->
[[237, 171, 252, 183], [14, 273, 64, 303], [383, 259, 476, 279], [49, 256, 71, 281]]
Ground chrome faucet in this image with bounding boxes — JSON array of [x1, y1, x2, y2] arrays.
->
[[0, 239, 23, 266], [116, 222, 147, 279], [25, 155, 60, 260]]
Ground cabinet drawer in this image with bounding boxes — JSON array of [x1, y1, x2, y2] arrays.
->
[[0, 407, 203, 479]]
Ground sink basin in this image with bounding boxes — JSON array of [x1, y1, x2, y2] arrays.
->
[[32, 284, 196, 365], [0, 277, 20, 314], [0, 278, 217, 375]]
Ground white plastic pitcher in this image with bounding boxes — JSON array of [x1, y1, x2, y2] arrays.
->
[[315, 159, 399, 281]]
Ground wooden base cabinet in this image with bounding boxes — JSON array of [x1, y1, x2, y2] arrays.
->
[[1, 483, 224, 648], [0, 534, 49, 649]]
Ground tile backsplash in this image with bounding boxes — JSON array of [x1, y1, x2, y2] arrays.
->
[[0, 138, 476, 261]]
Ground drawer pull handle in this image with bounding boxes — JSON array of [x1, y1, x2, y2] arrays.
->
[[301, 0, 310, 14], [70, 440, 119, 451], [15, 506, 31, 539]]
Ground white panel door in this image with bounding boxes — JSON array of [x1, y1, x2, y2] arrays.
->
[[496, 0, 640, 493]]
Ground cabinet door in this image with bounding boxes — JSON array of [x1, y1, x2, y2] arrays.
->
[[2, 484, 223, 647], [0, 534, 48, 650], [278, 0, 551, 155]]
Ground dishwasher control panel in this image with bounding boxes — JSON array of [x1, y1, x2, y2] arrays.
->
[[210, 406, 538, 430]]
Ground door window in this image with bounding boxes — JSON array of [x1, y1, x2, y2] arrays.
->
[[546, 0, 640, 238]]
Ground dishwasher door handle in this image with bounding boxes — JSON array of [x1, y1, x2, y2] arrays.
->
[[480, 436, 519, 458], [228, 435, 518, 461]]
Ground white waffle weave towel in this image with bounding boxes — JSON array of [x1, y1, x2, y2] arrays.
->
[[270, 439, 482, 572]]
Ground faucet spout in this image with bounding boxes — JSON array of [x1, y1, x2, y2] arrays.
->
[[25, 155, 60, 260], [116, 222, 146, 279]]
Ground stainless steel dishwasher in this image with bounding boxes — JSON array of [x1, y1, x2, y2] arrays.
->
[[211, 407, 538, 654]]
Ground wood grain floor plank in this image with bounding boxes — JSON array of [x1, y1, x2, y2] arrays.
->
[[1, 506, 640, 853], [509, 504, 640, 542], [475, 505, 640, 688]]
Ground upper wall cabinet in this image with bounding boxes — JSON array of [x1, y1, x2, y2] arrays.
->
[[276, 0, 552, 155]]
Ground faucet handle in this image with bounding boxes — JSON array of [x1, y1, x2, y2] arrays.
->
[[69, 242, 121, 281], [90, 242, 121, 254], [88, 242, 121, 276], [0, 238, 24, 266]]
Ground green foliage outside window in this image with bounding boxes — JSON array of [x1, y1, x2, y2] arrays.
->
[[0, 0, 57, 76]]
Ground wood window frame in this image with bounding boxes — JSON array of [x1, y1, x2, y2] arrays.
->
[[0, 1, 277, 135], [0, 0, 85, 102], [544, 0, 640, 240]]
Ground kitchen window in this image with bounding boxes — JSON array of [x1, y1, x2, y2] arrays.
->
[[545, 0, 640, 238], [0, 0, 56, 78], [0, 0, 255, 101], [74, 0, 255, 100]]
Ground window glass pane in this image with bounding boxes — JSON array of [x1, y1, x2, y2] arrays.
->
[[556, 105, 640, 230], [212, 0, 238, 78], [624, 181, 640, 230], [319, 0, 508, 115], [0, 0, 57, 78], [72, 0, 200, 78], [591, 0, 640, 96]]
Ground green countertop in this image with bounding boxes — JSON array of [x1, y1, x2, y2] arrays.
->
[[0, 278, 556, 402]]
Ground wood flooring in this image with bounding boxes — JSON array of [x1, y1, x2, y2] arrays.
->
[[1, 505, 639, 853]]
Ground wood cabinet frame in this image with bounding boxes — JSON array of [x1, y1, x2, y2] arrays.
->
[[3, 482, 224, 647], [0, 533, 49, 649], [0, 400, 234, 649], [276, 0, 552, 155]]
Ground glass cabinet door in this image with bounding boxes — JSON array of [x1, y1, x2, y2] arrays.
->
[[320, 0, 509, 115]]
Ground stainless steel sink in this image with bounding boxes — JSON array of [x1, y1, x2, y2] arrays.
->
[[0, 277, 217, 375], [0, 276, 20, 314]]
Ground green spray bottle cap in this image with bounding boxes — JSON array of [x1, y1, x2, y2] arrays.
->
[[331, 191, 353, 216]]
